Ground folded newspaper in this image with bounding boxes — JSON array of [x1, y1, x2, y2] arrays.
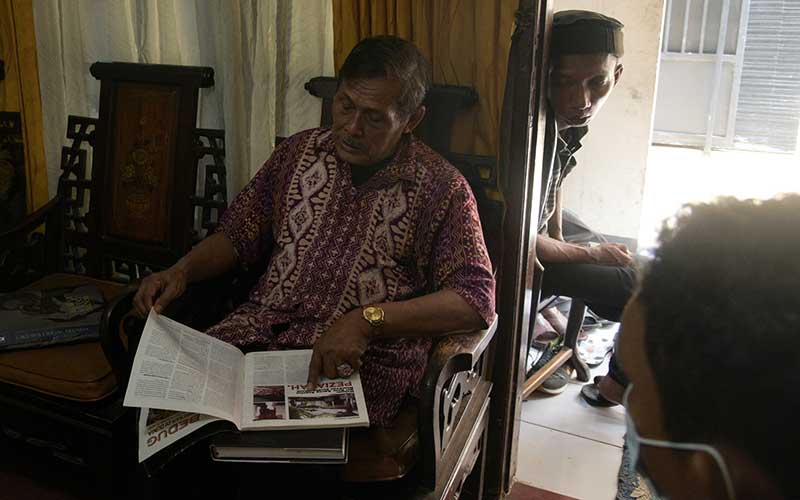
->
[[123, 311, 369, 462]]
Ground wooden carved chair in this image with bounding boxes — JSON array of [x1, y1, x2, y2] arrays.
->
[[0, 62, 227, 497], [103, 77, 502, 500]]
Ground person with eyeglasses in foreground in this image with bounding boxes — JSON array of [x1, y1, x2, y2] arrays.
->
[[617, 194, 799, 500]]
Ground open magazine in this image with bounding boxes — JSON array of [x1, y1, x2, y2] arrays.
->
[[124, 311, 369, 462]]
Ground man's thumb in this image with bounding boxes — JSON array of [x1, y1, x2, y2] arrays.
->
[[153, 282, 177, 314]]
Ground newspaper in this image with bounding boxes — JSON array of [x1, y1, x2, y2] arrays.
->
[[125, 311, 370, 462], [137, 408, 220, 462]]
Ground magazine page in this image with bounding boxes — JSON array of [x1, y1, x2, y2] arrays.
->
[[123, 311, 245, 426], [240, 349, 369, 430], [138, 408, 221, 462]]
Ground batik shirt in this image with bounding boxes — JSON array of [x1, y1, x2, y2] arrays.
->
[[206, 128, 496, 425]]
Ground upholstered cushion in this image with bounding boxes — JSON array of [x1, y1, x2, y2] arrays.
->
[[341, 399, 418, 482], [0, 273, 126, 402]]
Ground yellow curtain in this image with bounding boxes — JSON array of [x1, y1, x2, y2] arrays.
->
[[332, 0, 514, 158], [0, 0, 48, 210]]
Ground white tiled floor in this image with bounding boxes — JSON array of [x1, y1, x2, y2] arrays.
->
[[515, 358, 626, 500]]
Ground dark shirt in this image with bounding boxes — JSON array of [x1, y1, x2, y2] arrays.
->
[[538, 113, 587, 233]]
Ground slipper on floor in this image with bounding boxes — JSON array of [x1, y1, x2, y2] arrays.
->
[[577, 326, 617, 367], [580, 382, 619, 408]]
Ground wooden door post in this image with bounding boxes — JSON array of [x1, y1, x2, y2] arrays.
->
[[483, 0, 553, 497]]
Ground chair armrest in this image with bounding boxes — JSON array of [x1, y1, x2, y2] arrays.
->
[[100, 287, 139, 392], [99, 273, 241, 392], [422, 317, 497, 381], [0, 195, 62, 245], [417, 314, 498, 489], [0, 196, 64, 291]]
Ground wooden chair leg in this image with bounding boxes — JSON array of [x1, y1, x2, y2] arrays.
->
[[564, 299, 591, 382]]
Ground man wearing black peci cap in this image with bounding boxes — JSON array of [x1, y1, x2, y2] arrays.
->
[[533, 10, 636, 405]]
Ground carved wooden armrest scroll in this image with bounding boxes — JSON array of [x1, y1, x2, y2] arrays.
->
[[417, 315, 498, 489], [100, 288, 139, 392], [99, 281, 216, 394], [100, 268, 245, 393]]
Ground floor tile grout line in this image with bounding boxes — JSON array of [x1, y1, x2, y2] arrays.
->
[[520, 420, 624, 449]]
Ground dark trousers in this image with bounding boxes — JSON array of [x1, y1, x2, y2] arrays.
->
[[541, 210, 636, 387], [541, 262, 634, 387], [541, 262, 635, 323]]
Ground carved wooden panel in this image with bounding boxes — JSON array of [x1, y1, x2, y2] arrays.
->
[[192, 128, 227, 243], [438, 369, 480, 454], [54, 115, 228, 284], [105, 83, 179, 244], [58, 116, 97, 275], [0, 111, 24, 231]]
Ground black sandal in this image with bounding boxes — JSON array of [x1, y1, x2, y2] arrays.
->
[[580, 377, 619, 407]]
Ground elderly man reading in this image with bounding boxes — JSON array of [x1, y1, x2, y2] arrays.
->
[[133, 36, 496, 426]]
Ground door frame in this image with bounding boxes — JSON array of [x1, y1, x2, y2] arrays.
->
[[483, 0, 552, 497]]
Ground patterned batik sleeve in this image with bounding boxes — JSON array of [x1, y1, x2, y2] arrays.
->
[[217, 132, 304, 268], [429, 177, 496, 327]]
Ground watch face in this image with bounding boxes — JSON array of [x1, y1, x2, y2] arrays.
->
[[364, 306, 383, 322]]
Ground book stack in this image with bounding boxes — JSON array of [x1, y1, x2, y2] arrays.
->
[[126, 312, 369, 464], [0, 285, 105, 351]]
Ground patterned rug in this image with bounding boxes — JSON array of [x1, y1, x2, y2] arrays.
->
[[616, 439, 659, 500]]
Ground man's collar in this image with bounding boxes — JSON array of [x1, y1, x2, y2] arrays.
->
[[383, 135, 420, 182], [558, 125, 588, 153]]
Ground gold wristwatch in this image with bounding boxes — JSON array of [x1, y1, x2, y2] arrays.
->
[[362, 305, 385, 336]]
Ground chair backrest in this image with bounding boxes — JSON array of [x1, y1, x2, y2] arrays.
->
[[305, 76, 479, 157], [303, 76, 503, 269], [57, 63, 228, 282]]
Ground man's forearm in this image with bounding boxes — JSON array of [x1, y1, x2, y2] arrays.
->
[[372, 290, 488, 339], [174, 232, 238, 283], [537, 233, 594, 263], [547, 189, 564, 241]]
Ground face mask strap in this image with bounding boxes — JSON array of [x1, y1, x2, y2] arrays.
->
[[624, 386, 737, 500], [635, 437, 736, 500]]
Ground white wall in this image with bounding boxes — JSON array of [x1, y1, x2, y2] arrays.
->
[[640, 145, 800, 248], [556, 0, 665, 240]]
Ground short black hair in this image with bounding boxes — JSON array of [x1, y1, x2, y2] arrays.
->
[[638, 195, 800, 495], [338, 36, 431, 115]]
